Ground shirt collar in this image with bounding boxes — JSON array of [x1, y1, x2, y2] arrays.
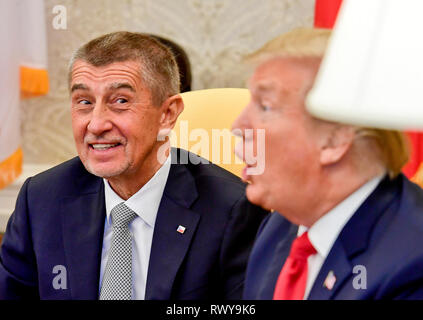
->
[[104, 154, 171, 228], [298, 174, 385, 258]]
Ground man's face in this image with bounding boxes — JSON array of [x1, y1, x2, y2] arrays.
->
[[232, 57, 322, 220], [70, 60, 164, 180]]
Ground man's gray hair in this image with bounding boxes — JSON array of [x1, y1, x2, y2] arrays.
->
[[68, 31, 180, 106]]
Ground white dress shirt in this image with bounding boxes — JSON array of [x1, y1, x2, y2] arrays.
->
[[298, 174, 385, 299], [99, 155, 171, 300]]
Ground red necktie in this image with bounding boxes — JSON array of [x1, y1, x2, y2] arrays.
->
[[273, 231, 317, 300]]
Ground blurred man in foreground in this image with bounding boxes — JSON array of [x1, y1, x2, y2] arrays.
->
[[0, 31, 267, 299], [233, 28, 423, 299]]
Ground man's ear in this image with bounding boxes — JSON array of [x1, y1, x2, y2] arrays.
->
[[157, 94, 184, 138], [319, 125, 356, 166]]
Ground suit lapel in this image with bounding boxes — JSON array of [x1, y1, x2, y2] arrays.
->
[[61, 176, 105, 300], [145, 195, 200, 299], [308, 174, 401, 300], [260, 222, 298, 299], [307, 241, 351, 299], [145, 150, 200, 300]]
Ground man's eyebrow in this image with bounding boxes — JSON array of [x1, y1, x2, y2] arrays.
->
[[70, 83, 89, 93], [252, 81, 293, 97], [108, 82, 135, 92], [250, 82, 276, 94]]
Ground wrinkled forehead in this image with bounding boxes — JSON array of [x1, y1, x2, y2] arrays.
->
[[70, 60, 144, 89], [249, 57, 320, 97]]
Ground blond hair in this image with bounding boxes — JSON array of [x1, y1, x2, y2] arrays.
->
[[245, 27, 331, 63], [68, 31, 180, 106], [247, 27, 409, 178]]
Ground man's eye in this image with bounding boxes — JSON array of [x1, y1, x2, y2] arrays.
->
[[116, 98, 128, 104], [260, 104, 271, 111], [79, 100, 91, 105]]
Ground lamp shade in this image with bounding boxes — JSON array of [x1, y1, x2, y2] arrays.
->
[[306, 0, 423, 130]]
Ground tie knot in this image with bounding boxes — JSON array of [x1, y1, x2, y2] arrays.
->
[[111, 202, 137, 228], [289, 232, 316, 260]]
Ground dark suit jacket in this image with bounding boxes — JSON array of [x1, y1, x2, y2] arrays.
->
[[0, 148, 267, 300], [244, 174, 423, 300]]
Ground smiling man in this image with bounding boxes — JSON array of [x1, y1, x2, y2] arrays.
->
[[70, 58, 172, 199], [0, 32, 267, 300], [234, 28, 423, 300]]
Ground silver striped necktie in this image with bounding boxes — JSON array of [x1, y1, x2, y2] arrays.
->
[[100, 202, 137, 300]]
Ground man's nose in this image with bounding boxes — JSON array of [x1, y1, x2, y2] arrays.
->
[[87, 103, 113, 135], [231, 104, 251, 137]]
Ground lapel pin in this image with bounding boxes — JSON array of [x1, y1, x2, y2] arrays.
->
[[176, 225, 186, 234], [323, 271, 336, 290]]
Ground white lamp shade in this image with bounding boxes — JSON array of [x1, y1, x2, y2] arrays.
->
[[306, 0, 423, 130]]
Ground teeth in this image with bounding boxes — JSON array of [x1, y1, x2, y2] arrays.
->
[[91, 143, 119, 150]]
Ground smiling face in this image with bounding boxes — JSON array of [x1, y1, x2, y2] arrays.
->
[[232, 57, 324, 222], [70, 59, 165, 184]]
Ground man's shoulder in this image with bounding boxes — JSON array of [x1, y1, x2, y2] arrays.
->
[[166, 148, 248, 209], [351, 176, 423, 298], [357, 174, 423, 227], [30, 156, 87, 183], [400, 175, 423, 209], [171, 148, 246, 191], [388, 175, 423, 229], [26, 156, 98, 196], [349, 174, 423, 262]]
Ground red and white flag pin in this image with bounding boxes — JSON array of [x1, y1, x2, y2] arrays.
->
[[323, 271, 336, 290], [177, 225, 186, 234]]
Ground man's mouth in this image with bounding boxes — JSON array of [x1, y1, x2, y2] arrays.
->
[[89, 143, 121, 150], [242, 164, 256, 183]]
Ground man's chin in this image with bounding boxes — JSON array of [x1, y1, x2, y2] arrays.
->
[[245, 184, 271, 211], [82, 161, 127, 179]]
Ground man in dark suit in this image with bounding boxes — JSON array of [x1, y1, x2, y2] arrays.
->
[[232, 28, 423, 300], [0, 32, 266, 299]]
